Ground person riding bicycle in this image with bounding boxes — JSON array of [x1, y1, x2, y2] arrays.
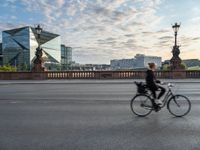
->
[[145, 63, 166, 106]]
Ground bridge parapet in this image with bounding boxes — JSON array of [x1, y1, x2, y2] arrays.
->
[[0, 70, 199, 80]]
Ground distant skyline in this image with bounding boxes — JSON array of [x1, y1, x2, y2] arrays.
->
[[0, 0, 200, 64]]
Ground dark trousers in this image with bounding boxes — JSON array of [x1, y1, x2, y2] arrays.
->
[[150, 85, 166, 99]]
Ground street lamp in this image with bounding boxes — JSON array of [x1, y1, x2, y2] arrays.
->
[[172, 22, 181, 46], [35, 25, 42, 36], [31, 24, 45, 72], [35, 24, 42, 45], [170, 22, 184, 71]]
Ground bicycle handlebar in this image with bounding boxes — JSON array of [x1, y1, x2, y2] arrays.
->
[[160, 82, 174, 88], [134, 81, 174, 88]]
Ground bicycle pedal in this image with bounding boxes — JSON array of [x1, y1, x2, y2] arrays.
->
[[154, 106, 161, 112], [155, 108, 161, 112]]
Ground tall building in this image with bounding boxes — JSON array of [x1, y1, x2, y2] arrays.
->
[[110, 54, 162, 70], [0, 43, 2, 66], [2, 26, 61, 70], [61, 45, 72, 70]]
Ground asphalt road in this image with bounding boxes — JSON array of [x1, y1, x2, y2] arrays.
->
[[0, 80, 200, 150], [0, 79, 200, 101]]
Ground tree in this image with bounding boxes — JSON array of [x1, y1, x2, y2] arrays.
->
[[19, 63, 29, 71], [180, 62, 187, 70], [187, 66, 200, 70], [0, 65, 17, 72], [161, 64, 170, 71]]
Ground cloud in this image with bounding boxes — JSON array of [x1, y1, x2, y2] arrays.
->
[[56, 0, 65, 8], [0, 0, 199, 63], [159, 36, 173, 40], [192, 37, 200, 41], [190, 17, 200, 23], [0, 22, 22, 32], [0, 0, 169, 61], [124, 34, 135, 37]]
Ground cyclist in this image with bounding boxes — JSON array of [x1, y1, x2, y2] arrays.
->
[[145, 63, 166, 106]]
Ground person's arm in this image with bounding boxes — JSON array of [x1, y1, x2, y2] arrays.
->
[[155, 80, 161, 83]]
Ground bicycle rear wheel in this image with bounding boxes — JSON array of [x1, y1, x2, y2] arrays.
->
[[168, 95, 191, 117], [130, 94, 153, 117]]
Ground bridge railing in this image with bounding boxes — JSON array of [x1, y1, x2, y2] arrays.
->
[[186, 70, 200, 78], [0, 70, 199, 80]]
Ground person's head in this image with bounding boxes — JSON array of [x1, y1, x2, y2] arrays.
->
[[148, 63, 157, 71]]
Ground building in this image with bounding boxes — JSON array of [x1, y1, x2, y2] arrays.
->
[[61, 45, 72, 70], [95, 64, 110, 70], [110, 59, 135, 70], [110, 54, 162, 70], [183, 59, 200, 67], [163, 60, 170, 65], [68, 63, 110, 71], [61, 44, 72, 69], [164, 59, 200, 68], [82, 64, 110, 71], [0, 43, 2, 66], [135, 54, 162, 69], [2, 26, 61, 71]]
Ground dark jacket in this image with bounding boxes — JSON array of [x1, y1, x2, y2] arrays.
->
[[145, 69, 160, 90]]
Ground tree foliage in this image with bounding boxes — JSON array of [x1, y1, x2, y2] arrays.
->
[[0, 65, 17, 72], [161, 64, 170, 71], [187, 66, 200, 70]]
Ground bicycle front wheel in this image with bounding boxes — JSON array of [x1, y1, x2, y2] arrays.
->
[[130, 94, 153, 117], [168, 95, 191, 117]]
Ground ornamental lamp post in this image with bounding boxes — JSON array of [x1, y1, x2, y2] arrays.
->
[[31, 24, 45, 72], [35, 24, 42, 40], [172, 22, 181, 46], [170, 22, 184, 71]]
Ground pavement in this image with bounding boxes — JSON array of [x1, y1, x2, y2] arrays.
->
[[0, 79, 200, 150], [0, 79, 200, 101]]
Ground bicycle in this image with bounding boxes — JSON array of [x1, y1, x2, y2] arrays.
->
[[130, 82, 191, 117]]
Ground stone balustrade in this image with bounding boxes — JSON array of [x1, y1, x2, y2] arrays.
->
[[0, 70, 199, 80]]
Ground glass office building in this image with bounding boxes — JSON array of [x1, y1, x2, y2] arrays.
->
[[0, 43, 2, 66], [61, 45, 72, 68], [2, 26, 61, 70]]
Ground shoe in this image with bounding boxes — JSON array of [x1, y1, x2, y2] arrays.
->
[[155, 106, 161, 112], [155, 99, 162, 105]]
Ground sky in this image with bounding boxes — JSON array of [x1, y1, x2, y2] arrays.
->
[[0, 0, 200, 64]]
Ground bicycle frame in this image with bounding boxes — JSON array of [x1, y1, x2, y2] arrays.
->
[[147, 86, 174, 108]]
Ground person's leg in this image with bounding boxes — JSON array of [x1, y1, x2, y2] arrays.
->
[[157, 86, 166, 99], [150, 89, 157, 104], [151, 90, 157, 99], [150, 89, 160, 111]]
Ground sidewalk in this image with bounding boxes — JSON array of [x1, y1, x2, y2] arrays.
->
[[0, 79, 200, 84]]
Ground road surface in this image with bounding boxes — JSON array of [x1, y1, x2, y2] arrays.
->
[[0, 79, 200, 150]]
